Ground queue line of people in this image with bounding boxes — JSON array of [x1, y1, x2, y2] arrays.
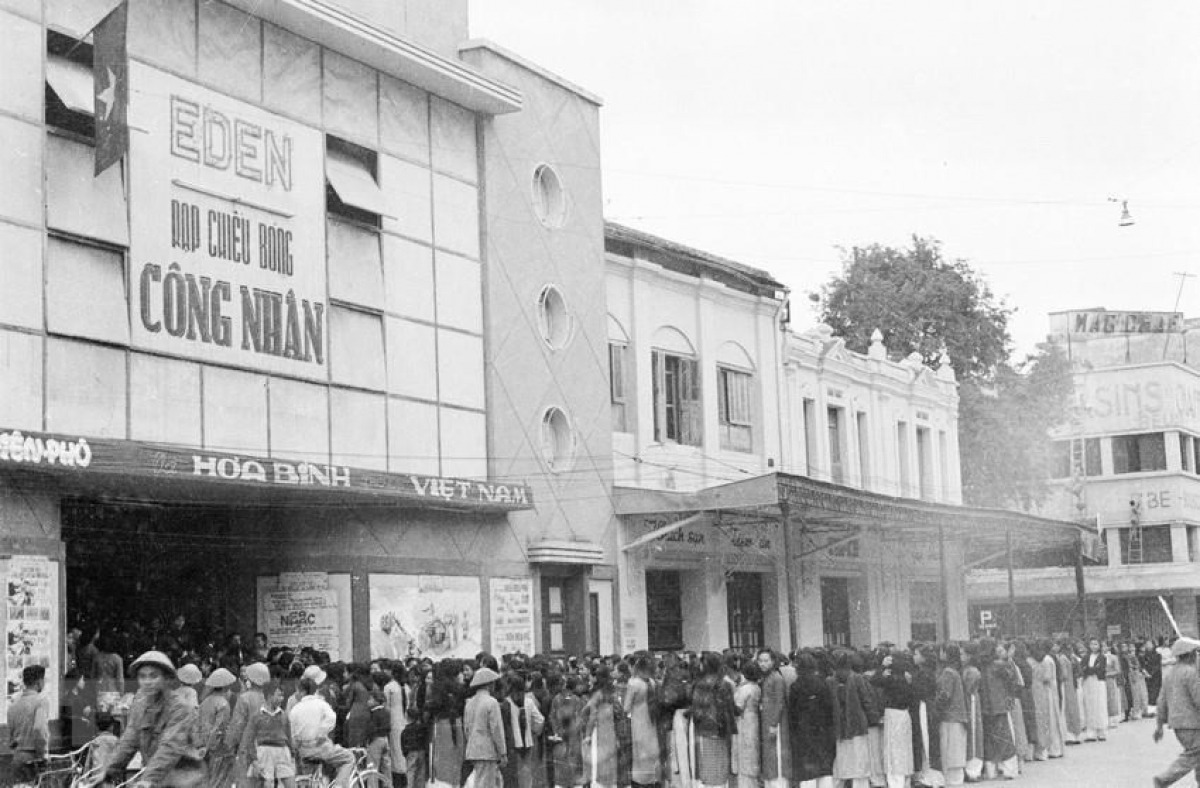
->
[[18, 634, 1175, 788]]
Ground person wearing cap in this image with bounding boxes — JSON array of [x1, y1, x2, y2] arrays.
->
[[1153, 637, 1200, 787], [226, 663, 271, 788], [290, 665, 327, 714], [200, 668, 238, 788], [176, 664, 203, 711], [463, 667, 506, 788], [89, 650, 205, 788]]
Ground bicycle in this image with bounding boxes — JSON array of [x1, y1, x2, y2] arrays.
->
[[294, 747, 382, 788], [22, 742, 101, 788]]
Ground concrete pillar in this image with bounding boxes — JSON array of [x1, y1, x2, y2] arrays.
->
[[1107, 528, 1123, 567], [1172, 523, 1190, 563], [796, 562, 825, 648]]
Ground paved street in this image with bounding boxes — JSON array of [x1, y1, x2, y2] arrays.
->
[[1008, 715, 1192, 788]]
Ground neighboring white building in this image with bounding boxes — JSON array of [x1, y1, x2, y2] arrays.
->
[[607, 223, 1076, 653], [968, 308, 1200, 639]]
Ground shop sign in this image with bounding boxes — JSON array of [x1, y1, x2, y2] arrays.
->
[[489, 578, 534, 655], [0, 427, 532, 510], [0, 430, 91, 468], [1055, 309, 1184, 336], [129, 63, 327, 381], [630, 515, 776, 553]]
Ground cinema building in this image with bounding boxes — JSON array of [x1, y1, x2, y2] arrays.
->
[[968, 309, 1200, 639], [0, 0, 615, 713], [606, 225, 1085, 653]]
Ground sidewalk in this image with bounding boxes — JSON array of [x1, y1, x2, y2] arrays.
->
[[1007, 714, 1192, 788]]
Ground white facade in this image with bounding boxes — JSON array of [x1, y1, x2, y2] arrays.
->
[[967, 312, 1200, 639], [780, 326, 963, 503], [607, 224, 972, 652]]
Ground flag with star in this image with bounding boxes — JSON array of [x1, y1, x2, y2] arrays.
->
[[92, 0, 128, 176]]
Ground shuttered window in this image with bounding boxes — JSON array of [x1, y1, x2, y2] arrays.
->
[[652, 350, 700, 446]]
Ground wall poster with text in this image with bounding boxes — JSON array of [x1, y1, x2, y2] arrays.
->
[[489, 577, 534, 656]]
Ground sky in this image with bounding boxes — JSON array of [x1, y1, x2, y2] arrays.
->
[[468, 1, 1200, 358]]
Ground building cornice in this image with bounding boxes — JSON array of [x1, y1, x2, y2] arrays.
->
[[223, 0, 522, 115], [459, 39, 603, 106]]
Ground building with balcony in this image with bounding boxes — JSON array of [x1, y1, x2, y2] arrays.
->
[[967, 308, 1200, 639], [607, 224, 1081, 652]]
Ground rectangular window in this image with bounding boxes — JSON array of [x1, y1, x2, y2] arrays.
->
[[46, 237, 128, 345], [46, 134, 129, 246], [726, 573, 764, 652], [652, 350, 701, 446], [45, 31, 95, 139], [897, 421, 912, 494], [327, 218, 384, 310], [328, 305, 385, 390], [326, 136, 385, 226], [1050, 438, 1103, 478], [1120, 525, 1173, 564], [938, 430, 950, 499], [1112, 432, 1167, 474], [1182, 434, 1194, 473], [1194, 437, 1200, 476], [827, 406, 845, 483], [718, 367, 753, 452], [803, 399, 818, 476], [857, 412, 870, 490], [916, 426, 934, 500], [646, 571, 683, 651], [609, 343, 629, 433]]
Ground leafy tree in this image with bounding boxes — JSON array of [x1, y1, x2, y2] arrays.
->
[[816, 236, 1073, 510]]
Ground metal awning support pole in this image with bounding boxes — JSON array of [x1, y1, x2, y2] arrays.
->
[[1006, 528, 1017, 637], [780, 500, 799, 651], [1075, 529, 1088, 637], [938, 523, 950, 642]]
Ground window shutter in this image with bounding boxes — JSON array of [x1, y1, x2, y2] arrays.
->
[[681, 358, 702, 446]]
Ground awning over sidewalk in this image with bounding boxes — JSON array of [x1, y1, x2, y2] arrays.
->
[[614, 472, 1088, 561]]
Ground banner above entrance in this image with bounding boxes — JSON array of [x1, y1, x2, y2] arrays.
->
[[0, 427, 532, 512]]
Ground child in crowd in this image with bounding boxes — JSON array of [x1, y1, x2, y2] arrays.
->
[[85, 714, 120, 782], [243, 680, 295, 788], [400, 706, 429, 788]]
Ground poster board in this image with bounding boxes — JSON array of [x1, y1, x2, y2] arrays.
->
[[2, 556, 60, 722], [256, 573, 351, 660], [369, 574, 481, 660], [489, 578, 534, 656]]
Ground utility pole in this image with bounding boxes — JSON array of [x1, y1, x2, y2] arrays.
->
[[1164, 271, 1194, 360]]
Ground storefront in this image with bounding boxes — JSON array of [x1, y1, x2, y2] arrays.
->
[[1, 429, 534, 684], [616, 472, 1089, 653]]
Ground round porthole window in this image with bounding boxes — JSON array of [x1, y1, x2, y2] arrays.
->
[[537, 284, 573, 350], [541, 406, 575, 472], [532, 164, 568, 228]]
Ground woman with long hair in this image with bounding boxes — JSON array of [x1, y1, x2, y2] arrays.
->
[[548, 674, 585, 788], [934, 644, 968, 788], [1029, 640, 1065, 760], [426, 659, 467, 788], [977, 639, 1020, 780], [757, 649, 791, 788], [959, 644, 984, 782], [690, 652, 736, 788], [1079, 638, 1109, 741], [732, 660, 762, 788], [580, 666, 631, 788], [828, 649, 876, 788], [625, 655, 662, 788], [788, 651, 834, 788], [873, 652, 914, 788]]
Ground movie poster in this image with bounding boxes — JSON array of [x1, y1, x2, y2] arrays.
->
[[369, 574, 481, 660], [4, 556, 59, 720], [256, 573, 351, 660]]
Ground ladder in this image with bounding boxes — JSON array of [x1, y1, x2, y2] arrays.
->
[[1128, 497, 1144, 564]]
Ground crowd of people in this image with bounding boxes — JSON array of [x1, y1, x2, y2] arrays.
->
[[16, 625, 1184, 788]]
